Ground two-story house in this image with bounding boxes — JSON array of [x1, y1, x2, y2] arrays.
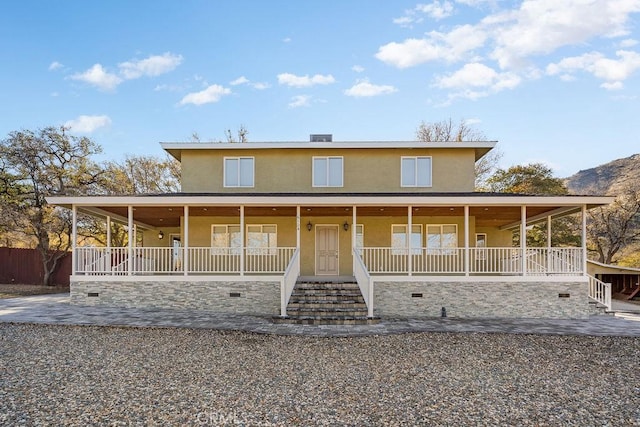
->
[[47, 135, 614, 322]]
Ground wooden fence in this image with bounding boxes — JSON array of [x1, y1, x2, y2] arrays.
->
[[0, 247, 71, 285]]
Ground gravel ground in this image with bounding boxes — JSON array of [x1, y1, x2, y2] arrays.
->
[[0, 324, 639, 426]]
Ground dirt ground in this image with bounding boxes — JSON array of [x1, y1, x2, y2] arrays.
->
[[0, 284, 70, 299]]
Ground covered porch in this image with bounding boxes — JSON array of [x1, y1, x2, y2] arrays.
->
[[49, 194, 612, 319]]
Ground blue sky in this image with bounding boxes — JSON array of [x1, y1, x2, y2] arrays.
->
[[1, 0, 639, 177]]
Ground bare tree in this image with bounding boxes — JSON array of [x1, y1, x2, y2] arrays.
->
[[416, 118, 501, 189], [587, 187, 640, 264], [225, 125, 249, 143], [103, 154, 181, 195], [0, 126, 102, 284]]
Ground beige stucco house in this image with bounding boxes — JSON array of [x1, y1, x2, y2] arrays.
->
[[48, 136, 614, 321]]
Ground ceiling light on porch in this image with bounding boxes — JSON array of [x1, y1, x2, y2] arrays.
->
[[203, 207, 208, 211], [272, 208, 277, 211]]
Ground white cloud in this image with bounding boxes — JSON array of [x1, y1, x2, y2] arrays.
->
[[69, 64, 122, 91], [546, 50, 640, 89], [376, 39, 446, 68], [352, 65, 365, 73], [230, 76, 250, 86], [489, 0, 640, 69], [277, 73, 335, 87], [380, 0, 640, 71], [283, 37, 292, 43], [344, 80, 398, 97], [118, 52, 183, 79], [48, 61, 63, 71], [64, 115, 112, 133], [376, 25, 486, 68], [288, 95, 311, 108], [601, 81, 624, 90], [433, 62, 521, 99], [230, 76, 270, 90], [179, 84, 231, 106], [619, 38, 638, 48], [465, 118, 482, 125], [393, 1, 454, 27]]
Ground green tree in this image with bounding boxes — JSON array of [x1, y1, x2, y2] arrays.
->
[[0, 127, 103, 284], [485, 163, 573, 247], [485, 163, 568, 195], [416, 118, 501, 190]]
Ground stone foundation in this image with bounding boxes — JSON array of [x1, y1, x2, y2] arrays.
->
[[71, 279, 280, 316], [373, 279, 589, 319]]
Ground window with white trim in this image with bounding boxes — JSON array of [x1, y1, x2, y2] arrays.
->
[[401, 156, 432, 187], [391, 224, 422, 255], [247, 224, 277, 255], [313, 156, 343, 187], [211, 225, 241, 255], [224, 157, 254, 187], [426, 224, 458, 254]]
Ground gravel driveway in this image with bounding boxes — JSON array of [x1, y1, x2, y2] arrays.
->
[[1, 323, 638, 426]]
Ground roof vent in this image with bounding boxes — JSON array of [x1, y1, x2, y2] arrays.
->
[[310, 134, 332, 142]]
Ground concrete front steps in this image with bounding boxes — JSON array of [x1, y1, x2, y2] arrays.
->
[[273, 282, 379, 325]]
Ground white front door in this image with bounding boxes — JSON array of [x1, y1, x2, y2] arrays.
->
[[316, 225, 339, 275]]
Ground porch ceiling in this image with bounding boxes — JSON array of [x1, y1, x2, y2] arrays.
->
[[83, 204, 568, 229]]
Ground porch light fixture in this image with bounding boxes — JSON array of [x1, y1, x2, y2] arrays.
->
[[343, 221, 349, 231], [158, 230, 164, 240], [306, 221, 313, 231]]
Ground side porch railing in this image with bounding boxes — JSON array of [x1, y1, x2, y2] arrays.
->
[[358, 247, 584, 276], [75, 246, 297, 275]]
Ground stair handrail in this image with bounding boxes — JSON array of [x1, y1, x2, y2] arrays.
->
[[280, 247, 300, 317], [353, 248, 374, 318], [588, 274, 612, 311]]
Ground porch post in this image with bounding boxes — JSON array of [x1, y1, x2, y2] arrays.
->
[[296, 205, 301, 277], [521, 205, 526, 276], [106, 215, 112, 272], [71, 205, 77, 275], [127, 205, 133, 276], [547, 215, 552, 274], [183, 205, 189, 276], [352, 205, 357, 273], [407, 206, 413, 276], [296, 205, 301, 249], [240, 205, 245, 276], [464, 205, 469, 276], [582, 204, 587, 275]]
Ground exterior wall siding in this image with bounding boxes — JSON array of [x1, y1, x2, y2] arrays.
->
[[71, 280, 280, 315], [180, 147, 476, 193], [373, 280, 589, 319]]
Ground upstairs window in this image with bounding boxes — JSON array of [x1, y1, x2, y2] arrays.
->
[[313, 156, 343, 187], [224, 157, 254, 187], [401, 156, 432, 187]]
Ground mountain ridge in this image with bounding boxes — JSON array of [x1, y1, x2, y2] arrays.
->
[[565, 153, 640, 196]]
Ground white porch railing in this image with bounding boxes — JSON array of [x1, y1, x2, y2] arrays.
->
[[588, 275, 612, 311], [359, 247, 584, 276], [353, 248, 374, 317], [74, 246, 296, 275], [280, 248, 300, 317]]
